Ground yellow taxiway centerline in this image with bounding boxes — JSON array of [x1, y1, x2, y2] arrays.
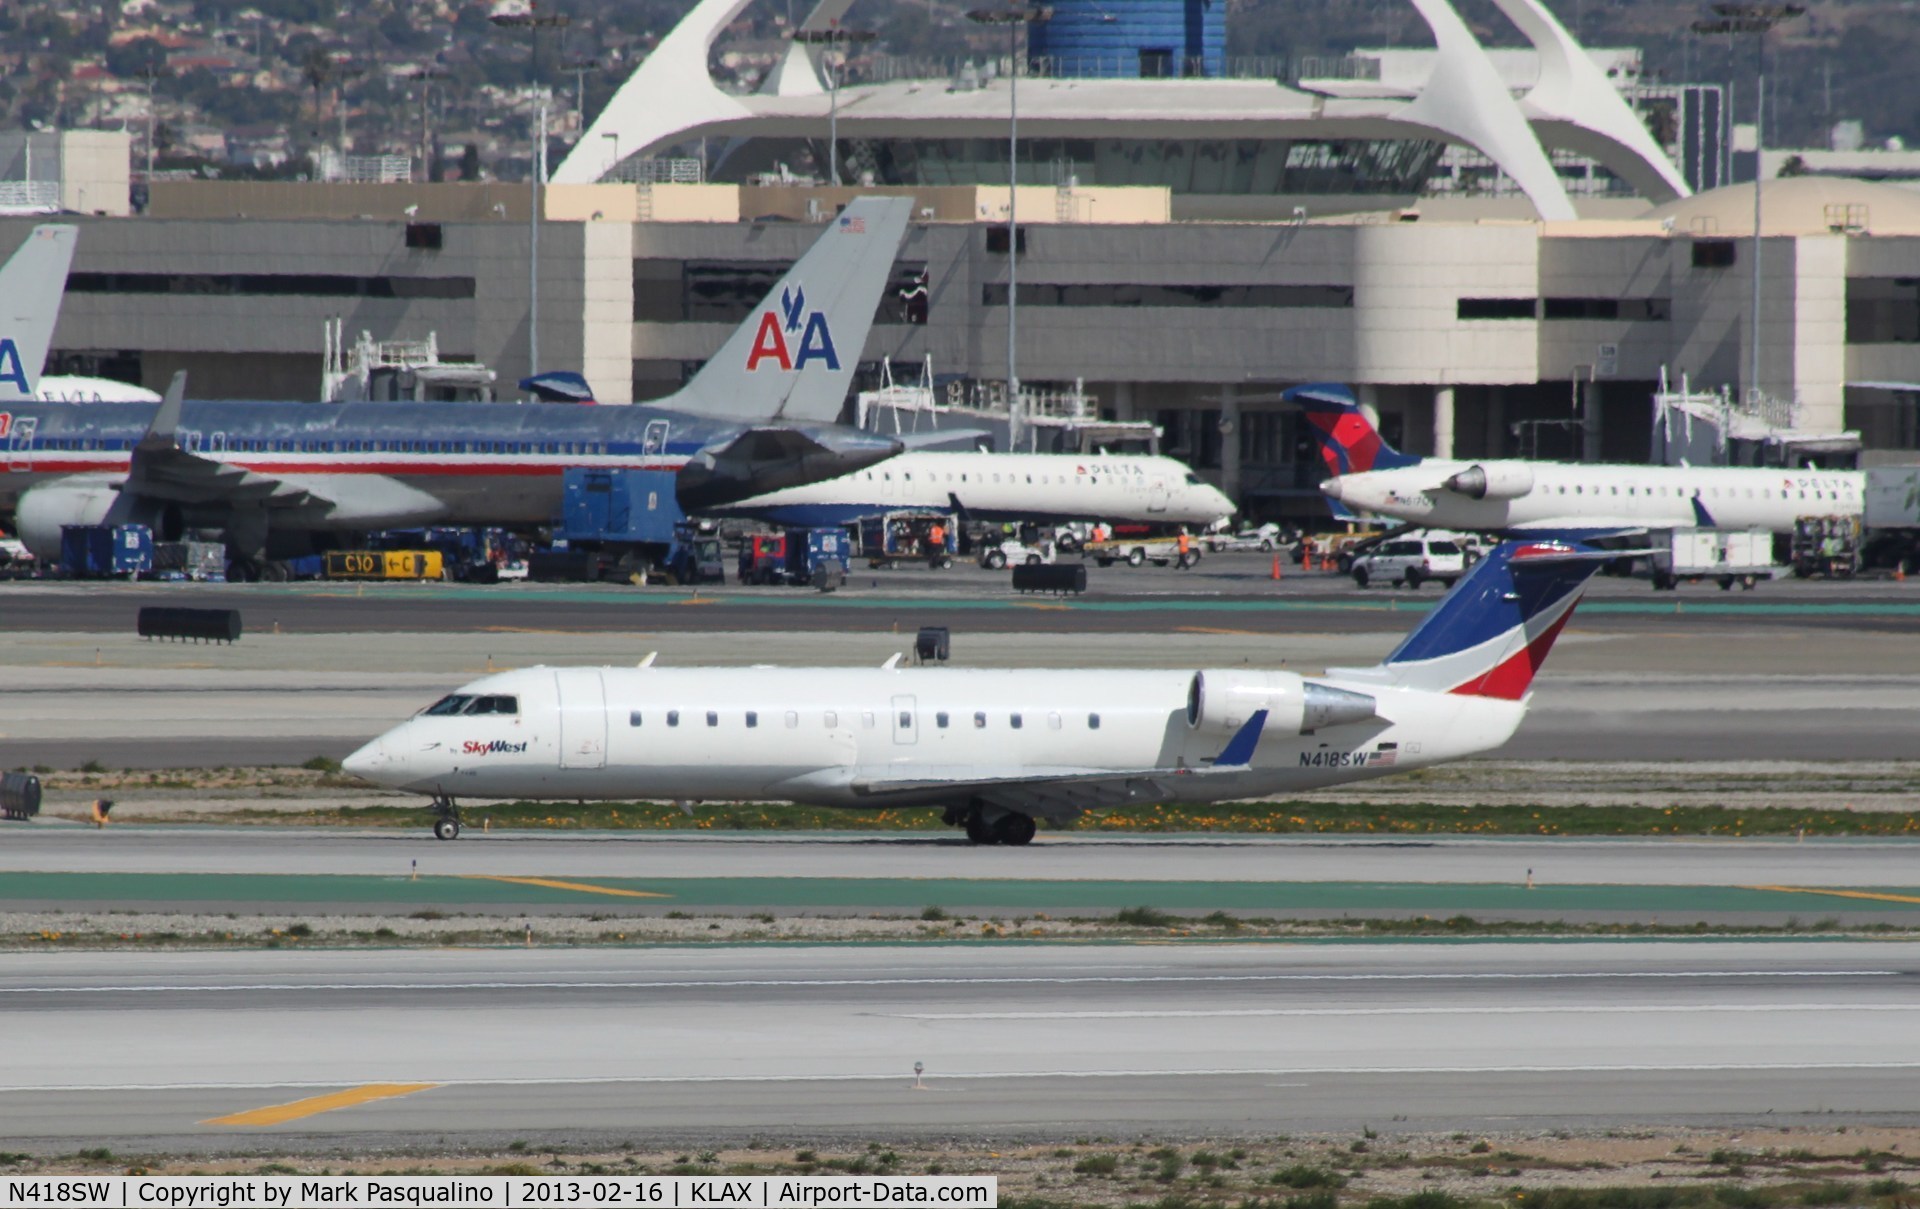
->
[[203, 1083, 438, 1127], [465, 875, 669, 899], [1748, 885, 1920, 906]]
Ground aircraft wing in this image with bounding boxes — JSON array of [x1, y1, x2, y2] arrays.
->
[[847, 712, 1268, 821], [115, 374, 328, 511], [677, 423, 900, 511], [1505, 517, 1647, 539]]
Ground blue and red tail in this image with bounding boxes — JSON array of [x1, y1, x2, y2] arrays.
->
[[1377, 541, 1607, 699], [1281, 383, 1422, 478]]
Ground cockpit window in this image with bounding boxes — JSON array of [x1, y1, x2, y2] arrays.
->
[[423, 695, 473, 716], [464, 695, 519, 715], [1185, 473, 1203, 484]]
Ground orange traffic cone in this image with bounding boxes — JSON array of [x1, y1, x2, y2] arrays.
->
[[1270, 555, 1282, 580]]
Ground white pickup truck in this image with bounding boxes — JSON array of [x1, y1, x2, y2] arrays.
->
[[1084, 536, 1201, 568]]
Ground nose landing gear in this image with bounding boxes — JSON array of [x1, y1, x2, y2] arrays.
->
[[429, 796, 462, 840]]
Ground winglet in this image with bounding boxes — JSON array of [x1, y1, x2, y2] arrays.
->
[[638, 651, 658, 668], [1689, 494, 1717, 528], [881, 653, 903, 670], [146, 371, 187, 445], [1213, 709, 1268, 767]]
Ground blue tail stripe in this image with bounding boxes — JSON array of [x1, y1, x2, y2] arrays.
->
[[1385, 543, 1600, 666]]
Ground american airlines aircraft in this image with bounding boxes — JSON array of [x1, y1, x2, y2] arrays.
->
[[0, 200, 914, 569], [1287, 384, 1863, 535], [345, 539, 1606, 844], [0, 224, 160, 403], [717, 450, 1236, 528]]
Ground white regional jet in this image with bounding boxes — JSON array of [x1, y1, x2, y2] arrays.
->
[[346, 539, 1607, 845], [716, 450, 1235, 529], [1288, 384, 1863, 535]]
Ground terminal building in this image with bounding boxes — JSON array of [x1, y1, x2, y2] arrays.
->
[[5, 0, 1920, 522]]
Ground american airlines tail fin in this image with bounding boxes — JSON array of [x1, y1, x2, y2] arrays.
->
[[0, 224, 78, 403], [1281, 383, 1423, 478], [669, 196, 913, 424], [1362, 541, 1608, 699]]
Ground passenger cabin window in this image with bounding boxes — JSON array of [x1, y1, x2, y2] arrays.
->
[[936, 711, 950, 728], [824, 710, 838, 728], [423, 695, 473, 716], [667, 711, 680, 727], [1011, 713, 1024, 729], [785, 711, 798, 728], [862, 712, 875, 729], [746, 711, 758, 728], [1089, 713, 1101, 729], [899, 711, 913, 729], [707, 711, 719, 727], [1048, 712, 1062, 730], [629, 711, 643, 727], [974, 711, 987, 728]]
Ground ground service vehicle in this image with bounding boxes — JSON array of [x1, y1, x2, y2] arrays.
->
[[558, 468, 722, 585], [1085, 535, 1199, 568], [1351, 535, 1466, 588], [1648, 528, 1777, 590], [978, 537, 1056, 569], [856, 511, 955, 568], [60, 523, 153, 578], [739, 528, 850, 589]]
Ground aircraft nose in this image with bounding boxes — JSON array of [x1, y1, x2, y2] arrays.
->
[[1320, 477, 1345, 502], [342, 736, 390, 783]]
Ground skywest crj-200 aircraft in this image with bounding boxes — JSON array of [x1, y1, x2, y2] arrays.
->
[[0, 198, 915, 570], [346, 539, 1608, 844], [1286, 383, 1863, 536], [717, 450, 1237, 529]]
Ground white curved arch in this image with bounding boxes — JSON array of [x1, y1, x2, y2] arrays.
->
[[1490, 0, 1690, 202], [552, 0, 758, 184], [1400, 0, 1577, 220]]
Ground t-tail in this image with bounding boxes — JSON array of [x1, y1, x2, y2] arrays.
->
[[1359, 541, 1609, 699], [0, 224, 78, 403], [668, 196, 913, 424], [1281, 383, 1423, 478]]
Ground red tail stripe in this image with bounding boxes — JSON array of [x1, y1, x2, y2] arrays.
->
[[1447, 604, 1578, 700]]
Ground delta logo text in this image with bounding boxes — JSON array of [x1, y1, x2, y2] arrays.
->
[[462, 739, 529, 756], [745, 285, 839, 372]]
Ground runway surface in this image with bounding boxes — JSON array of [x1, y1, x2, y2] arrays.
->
[[6, 829, 1918, 921], [4, 942, 1917, 1148]]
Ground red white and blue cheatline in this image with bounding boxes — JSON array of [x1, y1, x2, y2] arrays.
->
[[1380, 540, 1605, 700]]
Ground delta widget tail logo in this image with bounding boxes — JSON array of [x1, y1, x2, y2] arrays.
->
[[1281, 383, 1421, 477], [745, 284, 840, 372]]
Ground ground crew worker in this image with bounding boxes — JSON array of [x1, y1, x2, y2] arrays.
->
[[1176, 529, 1192, 568], [927, 521, 947, 566]]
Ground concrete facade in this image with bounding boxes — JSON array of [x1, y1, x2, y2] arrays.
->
[[9, 180, 1920, 520]]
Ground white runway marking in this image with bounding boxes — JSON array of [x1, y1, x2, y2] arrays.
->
[[12, 1061, 1920, 1094], [0, 970, 1897, 995]]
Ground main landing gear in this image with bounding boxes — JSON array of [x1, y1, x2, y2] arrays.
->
[[430, 795, 463, 840], [946, 803, 1037, 846]]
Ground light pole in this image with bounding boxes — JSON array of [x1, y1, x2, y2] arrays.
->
[[491, 4, 570, 387], [403, 67, 448, 183], [1692, 3, 1803, 406], [790, 25, 876, 186], [561, 55, 601, 129], [968, 6, 1050, 452]]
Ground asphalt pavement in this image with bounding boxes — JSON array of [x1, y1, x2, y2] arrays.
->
[[4, 942, 1916, 1149]]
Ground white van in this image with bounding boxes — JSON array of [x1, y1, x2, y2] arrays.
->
[[1351, 535, 1467, 588]]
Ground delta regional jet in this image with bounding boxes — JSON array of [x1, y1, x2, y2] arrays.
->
[[719, 450, 1236, 529], [1288, 384, 1863, 535], [346, 539, 1606, 844], [0, 199, 915, 570]]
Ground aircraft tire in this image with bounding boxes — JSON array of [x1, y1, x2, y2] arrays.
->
[[993, 813, 1038, 846], [433, 817, 461, 841], [964, 810, 997, 845]]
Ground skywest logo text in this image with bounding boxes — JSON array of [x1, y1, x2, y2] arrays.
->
[[462, 740, 529, 756]]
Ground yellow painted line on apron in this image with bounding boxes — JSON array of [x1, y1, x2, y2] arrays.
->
[[1747, 885, 1920, 906], [466, 875, 670, 899], [203, 1083, 437, 1127]]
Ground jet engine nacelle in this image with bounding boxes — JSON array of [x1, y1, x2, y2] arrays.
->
[[1442, 463, 1534, 501], [1186, 670, 1379, 736], [15, 476, 185, 560]]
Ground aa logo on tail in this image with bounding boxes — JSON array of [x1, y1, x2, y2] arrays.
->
[[745, 285, 839, 372], [0, 339, 28, 394]]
